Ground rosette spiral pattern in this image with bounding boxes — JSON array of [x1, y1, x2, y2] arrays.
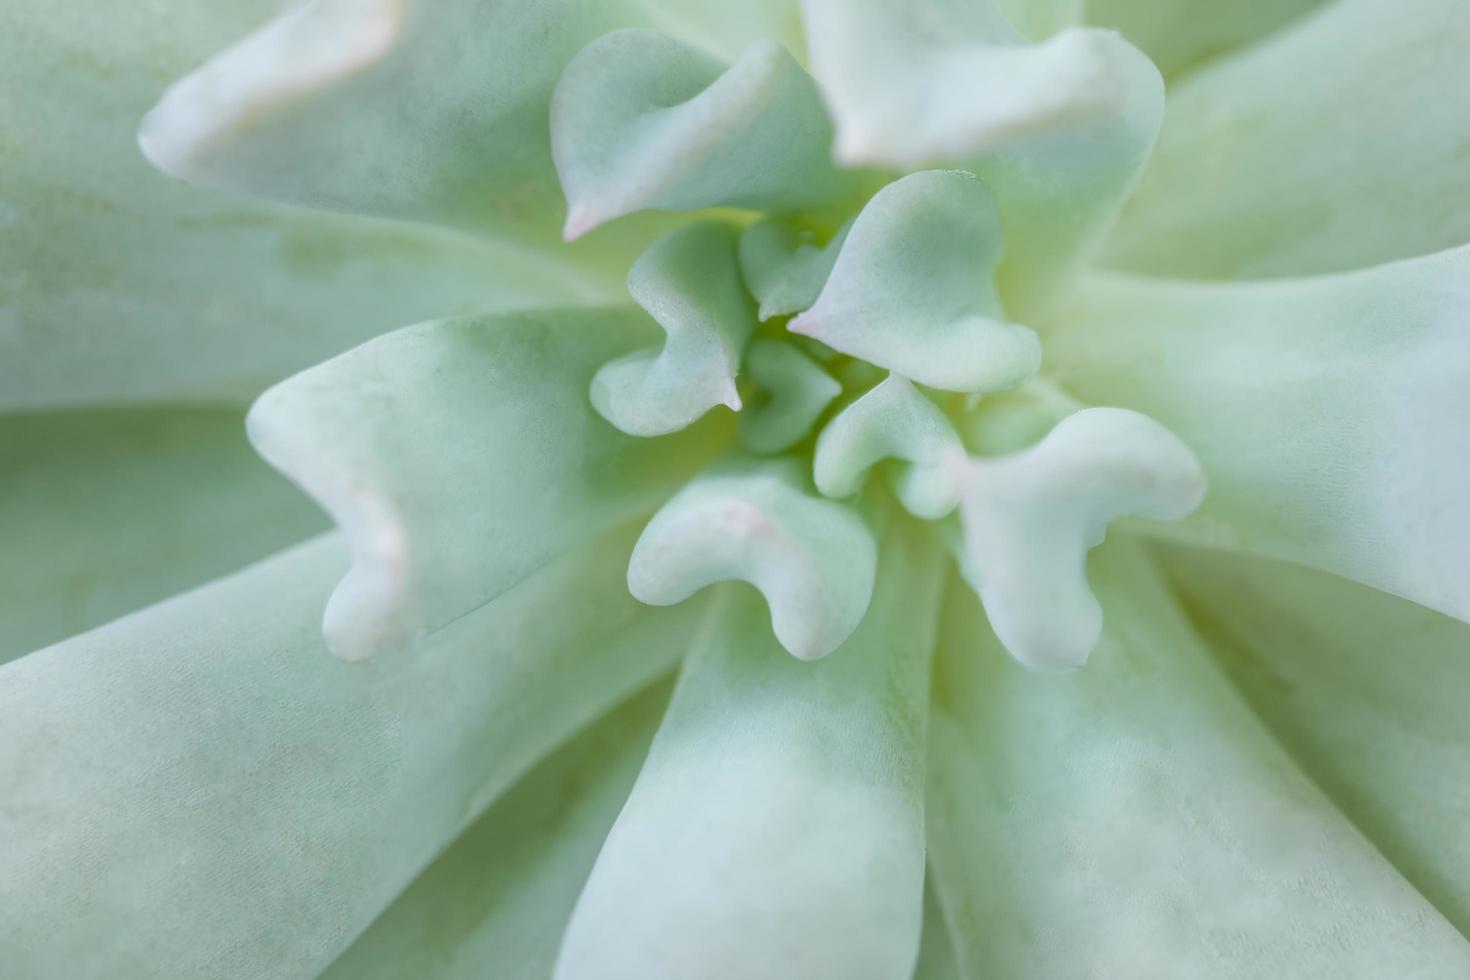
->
[[4, 0, 1470, 978]]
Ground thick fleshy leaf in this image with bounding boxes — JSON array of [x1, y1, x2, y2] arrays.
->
[[790, 171, 1040, 393], [797, 1, 1162, 313], [1104, 0, 1470, 279], [0, 526, 706, 979], [814, 374, 966, 519], [927, 542, 1470, 978], [738, 339, 842, 454], [555, 524, 945, 980], [322, 680, 670, 980], [1085, 0, 1327, 77], [738, 217, 852, 321], [0, 408, 325, 663], [590, 222, 752, 436], [138, 1, 633, 253], [954, 407, 1204, 669], [247, 306, 731, 661], [552, 29, 852, 239], [1045, 249, 1470, 625], [627, 455, 876, 660], [0, 0, 592, 412], [139, 0, 806, 241], [799, 0, 1139, 167], [1164, 543, 1470, 935]]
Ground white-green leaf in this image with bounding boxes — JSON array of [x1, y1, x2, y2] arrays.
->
[[954, 407, 1203, 670], [738, 217, 852, 322], [813, 374, 965, 519], [1045, 248, 1470, 626], [927, 542, 1470, 978], [322, 680, 671, 980], [0, 526, 706, 980], [552, 29, 852, 239], [627, 455, 876, 661], [247, 307, 731, 661], [0, 0, 595, 412], [790, 171, 1040, 393], [798, 0, 1135, 167], [0, 408, 325, 664], [136, 0, 618, 249], [1104, 0, 1470, 279], [796, 0, 1163, 313], [1164, 544, 1470, 936], [555, 524, 945, 980], [590, 222, 752, 436]]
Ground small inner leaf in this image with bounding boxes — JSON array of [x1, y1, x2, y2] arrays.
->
[[627, 456, 878, 661], [813, 374, 966, 519], [590, 222, 753, 437], [954, 407, 1204, 670], [552, 29, 854, 239], [789, 170, 1040, 393], [737, 217, 853, 321]]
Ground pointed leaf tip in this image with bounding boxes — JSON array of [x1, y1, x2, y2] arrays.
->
[[590, 222, 754, 437]]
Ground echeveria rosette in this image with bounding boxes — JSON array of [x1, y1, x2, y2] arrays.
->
[[3, 0, 1470, 978]]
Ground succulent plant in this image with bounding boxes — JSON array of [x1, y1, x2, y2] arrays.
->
[[3, 0, 1469, 977]]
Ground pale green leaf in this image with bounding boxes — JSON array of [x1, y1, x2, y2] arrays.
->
[[136, 0, 663, 269], [790, 171, 1041, 393], [555, 524, 945, 980], [737, 217, 852, 322], [1104, 0, 1470, 278], [322, 680, 670, 980], [590, 223, 752, 436], [1163, 543, 1470, 935], [0, 526, 705, 979], [137, 0, 807, 262], [927, 542, 1470, 978], [813, 374, 965, 519], [0, 408, 324, 663], [627, 455, 876, 661], [1045, 248, 1470, 625], [247, 306, 732, 661], [799, 0, 1131, 167], [953, 407, 1203, 669], [552, 29, 852, 239], [796, 0, 1162, 313], [0, 0, 592, 412]]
